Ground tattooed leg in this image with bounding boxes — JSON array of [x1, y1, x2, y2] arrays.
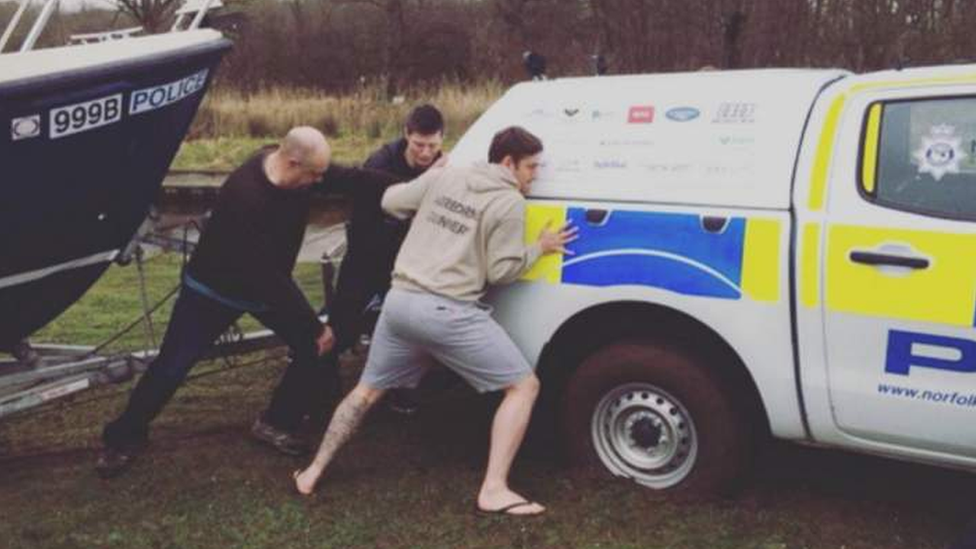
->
[[294, 383, 385, 495]]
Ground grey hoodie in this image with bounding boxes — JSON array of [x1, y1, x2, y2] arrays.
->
[[381, 162, 543, 301]]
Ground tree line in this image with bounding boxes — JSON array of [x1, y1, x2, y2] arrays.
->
[[4, 0, 976, 94]]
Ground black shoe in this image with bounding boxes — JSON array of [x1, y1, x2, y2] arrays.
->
[[386, 389, 419, 415], [94, 440, 147, 479], [250, 417, 308, 456]]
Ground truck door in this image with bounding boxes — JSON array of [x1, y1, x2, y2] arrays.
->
[[821, 85, 976, 458]]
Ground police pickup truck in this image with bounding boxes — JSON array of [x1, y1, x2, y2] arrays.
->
[[448, 64, 976, 492]]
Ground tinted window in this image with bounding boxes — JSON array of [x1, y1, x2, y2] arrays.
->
[[865, 97, 976, 220]]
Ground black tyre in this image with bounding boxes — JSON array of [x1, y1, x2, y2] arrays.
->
[[562, 341, 751, 493]]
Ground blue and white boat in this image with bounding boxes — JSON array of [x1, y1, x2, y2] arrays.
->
[[0, 1, 231, 351]]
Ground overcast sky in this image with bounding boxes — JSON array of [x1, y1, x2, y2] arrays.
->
[[9, 0, 117, 14], [62, 0, 115, 13]]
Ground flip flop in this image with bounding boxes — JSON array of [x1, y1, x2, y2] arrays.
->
[[475, 500, 545, 517]]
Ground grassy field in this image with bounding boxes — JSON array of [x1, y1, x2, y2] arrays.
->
[[2, 254, 975, 549], [188, 82, 502, 141]]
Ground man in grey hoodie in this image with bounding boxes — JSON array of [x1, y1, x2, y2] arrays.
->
[[294, 126, 576, 516]]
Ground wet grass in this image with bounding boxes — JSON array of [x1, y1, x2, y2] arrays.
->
[[2, 258, 975, 548]]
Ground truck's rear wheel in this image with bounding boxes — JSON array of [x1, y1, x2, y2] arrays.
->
[[562, 341, 750, 493]]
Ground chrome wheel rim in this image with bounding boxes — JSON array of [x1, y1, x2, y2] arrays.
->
[[590, 382, 697, 489]]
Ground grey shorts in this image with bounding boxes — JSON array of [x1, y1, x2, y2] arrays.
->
[[360, 288, 532, 393]]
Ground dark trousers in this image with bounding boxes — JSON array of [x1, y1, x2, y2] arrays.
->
[[301, 257, 375, 421], [103, 286, 338, 448]]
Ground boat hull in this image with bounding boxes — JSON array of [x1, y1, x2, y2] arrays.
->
[[0, 37, 231, 350]]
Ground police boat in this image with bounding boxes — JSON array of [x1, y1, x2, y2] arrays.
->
[[0, 0, 237, 417], [0, 0, 231, 354]]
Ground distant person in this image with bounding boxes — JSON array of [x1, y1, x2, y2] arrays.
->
[[309, 104, 446, 420], [294, 126, 578, 517], [523, 50, 547, 80], [96, 127, 399, 478]]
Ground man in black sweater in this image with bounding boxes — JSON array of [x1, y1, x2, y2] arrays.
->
[[96, 127, 398, 478], [307, 104, 445, 419]]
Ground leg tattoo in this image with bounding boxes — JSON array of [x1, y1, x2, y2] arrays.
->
[[308, 392, 372, 472]]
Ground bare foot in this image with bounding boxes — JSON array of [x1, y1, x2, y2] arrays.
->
[[293, 469, 318, 496], [477, 487, 546, 516]]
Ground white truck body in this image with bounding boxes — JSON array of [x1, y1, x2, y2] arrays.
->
[[448, 64, 976, 489]]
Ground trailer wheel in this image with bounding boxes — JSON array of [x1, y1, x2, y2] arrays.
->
[[563, 341, 750, 493]]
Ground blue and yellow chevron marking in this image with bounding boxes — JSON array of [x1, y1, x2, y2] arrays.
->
[[741, 218, 783, 302], [523, 204, 567, 283], [523, 205, 783, 303], [561, 209, 746, 299], [826, 225, 976, 327]]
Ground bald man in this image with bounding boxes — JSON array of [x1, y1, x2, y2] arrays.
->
[[96, 127, 397, 478]]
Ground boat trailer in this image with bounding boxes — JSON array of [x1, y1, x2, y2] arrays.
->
[[0, 217, 347, 420]]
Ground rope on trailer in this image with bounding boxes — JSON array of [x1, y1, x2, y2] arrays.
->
[[134, 245, 158, 351], [87, 283, 180, 358]]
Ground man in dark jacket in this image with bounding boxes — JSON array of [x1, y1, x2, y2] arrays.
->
[[310, 104, 445, 418], [95, 127, 398, 478]]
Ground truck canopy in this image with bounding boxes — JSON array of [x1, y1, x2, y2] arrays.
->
[[451, 68, 850, 210]]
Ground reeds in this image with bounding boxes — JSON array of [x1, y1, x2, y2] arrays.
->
[[188, 79, 505, 141]]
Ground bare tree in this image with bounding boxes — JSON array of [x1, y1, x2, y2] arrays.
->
[[114, 0, 182, 33], [335, 0, 410, 98]]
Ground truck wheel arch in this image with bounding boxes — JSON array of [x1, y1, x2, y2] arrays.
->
[[533, 301, 771, 459]]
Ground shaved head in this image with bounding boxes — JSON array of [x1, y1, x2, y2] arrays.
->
[[266, 126, 331, 188], [280, 126, 330, 169]]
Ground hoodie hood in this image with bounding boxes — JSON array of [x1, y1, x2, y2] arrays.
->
[[467, 161, 520, 194]]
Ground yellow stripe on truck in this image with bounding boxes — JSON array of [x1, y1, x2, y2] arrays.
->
[[741, 219, 782, 303], [522, 204, 567, 283], [800, 223, 821, 308], [807, 94, 847, 211], [861, 103, 882, 194], [826, 225, 976, 326]]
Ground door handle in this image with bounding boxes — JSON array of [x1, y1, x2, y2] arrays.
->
[[849, 250, 930, 269], [584, 209, 609, 225]]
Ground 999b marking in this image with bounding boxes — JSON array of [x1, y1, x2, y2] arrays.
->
[[49, 94, 122, 139]]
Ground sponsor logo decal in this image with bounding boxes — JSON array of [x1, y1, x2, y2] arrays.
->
[[11, 115, 40, 140], [914, 124, 967, 181], [885, 329, 976, 376], [627, 105, 655, 124], [130, 69, 209, 115], [718, 135, 755, 146], [525, 108, 555, 118], [666, 107, 701, 122], [594, 159, 627, 169], [563, 108, 581, 118], [591, 109, 616, 122], [640, 162, 693, 174], [704, 164, 753, 176], [712, 102, 757, 124], [600, 138, 655, 147], [553, 159, 583, 173]]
